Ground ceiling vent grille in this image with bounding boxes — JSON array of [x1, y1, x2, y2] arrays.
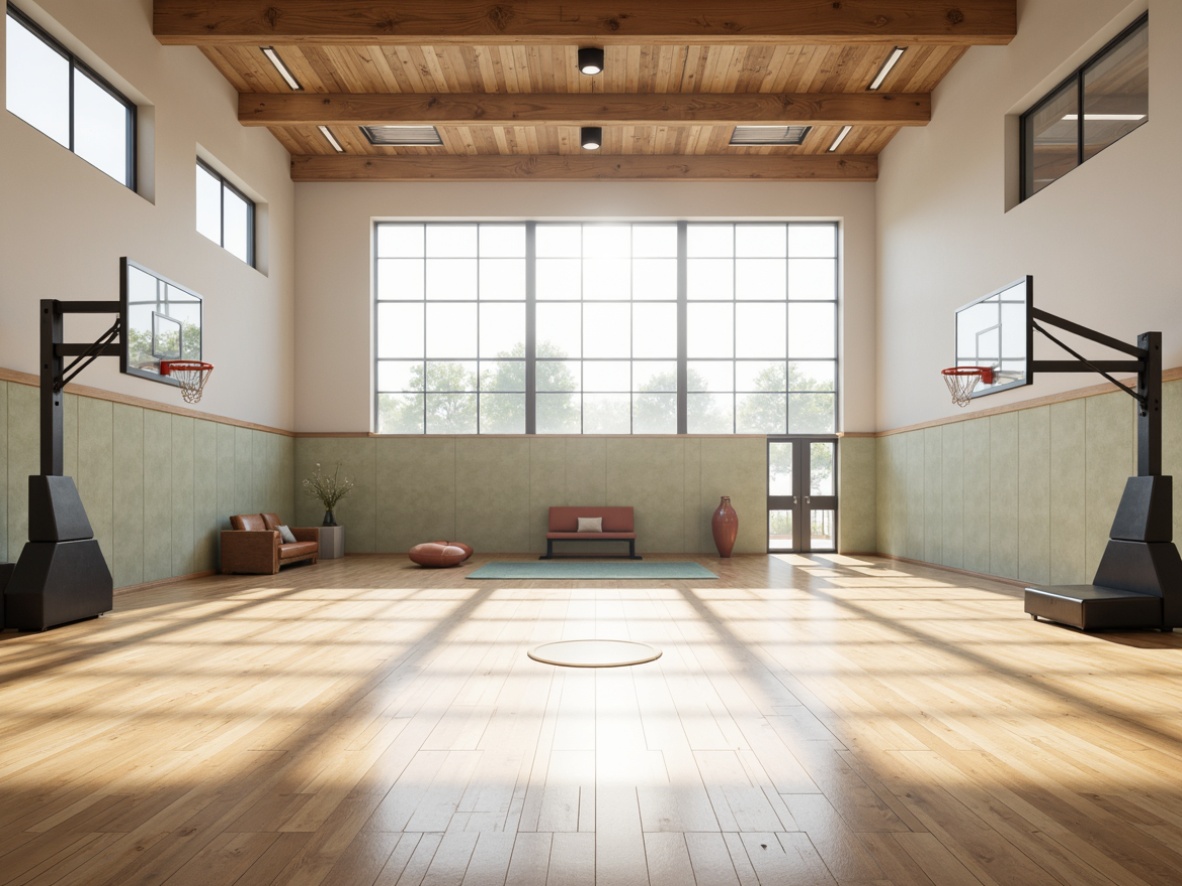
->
[[362, 125, 444, 146], [729, 125, 811, 146]]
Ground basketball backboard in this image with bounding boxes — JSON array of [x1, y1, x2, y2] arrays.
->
[[120, 258, 203, 386], [954, 276, 1032, 398]]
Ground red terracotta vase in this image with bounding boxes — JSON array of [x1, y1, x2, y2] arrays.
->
[[712, 496, 738, 558]]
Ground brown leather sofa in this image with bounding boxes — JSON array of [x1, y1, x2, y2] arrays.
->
[[221, 513, 319, 574]]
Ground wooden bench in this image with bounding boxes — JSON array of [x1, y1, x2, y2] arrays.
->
[[542, 506, 641, 560]]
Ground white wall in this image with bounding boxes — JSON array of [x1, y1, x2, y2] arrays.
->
[[294, 181, 878, 433], [0, 0, 296, 429], [877, 0, 1180, 431]]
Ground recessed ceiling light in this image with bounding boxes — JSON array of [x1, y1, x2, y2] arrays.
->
[[729, 125, 811, 146], [260, 46, 302, 91], [361, 125, 443, 146], [828, 125, 852, 152], [578, 47, 605, 75], [318, 125, 344, 152], [869, 46, 905, 91], [581, 126, 603, 150]]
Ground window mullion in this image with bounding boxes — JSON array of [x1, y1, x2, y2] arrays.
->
[[67, 59, 75, 152], [525, 222, 537, 435], [676, 221, 688, 435]]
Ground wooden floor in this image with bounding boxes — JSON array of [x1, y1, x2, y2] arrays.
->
[[2, 553, 1182, 885]]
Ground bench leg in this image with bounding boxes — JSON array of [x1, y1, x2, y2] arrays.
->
[[629, 539, 642, 560], [540, 539, 554, 560]]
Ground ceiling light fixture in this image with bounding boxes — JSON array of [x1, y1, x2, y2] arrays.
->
[[868, 46, 905, 91], [578, 47, 605, 75], [1061, 113, 1146, 121], [581, 126, 603, 150], [319, 125, 344, 152], [828, 125, 853, 152], [261, 46, 302, 91]]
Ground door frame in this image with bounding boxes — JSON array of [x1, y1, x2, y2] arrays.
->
[[767, 435, 839, 553]]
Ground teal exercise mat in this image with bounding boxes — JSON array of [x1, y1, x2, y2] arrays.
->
[[466, 561, 718, 580]]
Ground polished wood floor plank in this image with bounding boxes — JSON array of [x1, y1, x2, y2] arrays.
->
[[2, 554, 1182, 885]]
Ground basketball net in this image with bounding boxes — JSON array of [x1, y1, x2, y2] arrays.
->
[[160, 360, 214, 404], [941, 366, 994, 408]]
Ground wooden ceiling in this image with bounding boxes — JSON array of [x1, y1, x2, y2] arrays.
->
[[153, 1, 1018, 182]]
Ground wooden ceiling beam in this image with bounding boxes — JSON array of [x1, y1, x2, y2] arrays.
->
[[242, 92, 930, 127], [155, 1, 1017, 46], [289, 153, 878, 182]]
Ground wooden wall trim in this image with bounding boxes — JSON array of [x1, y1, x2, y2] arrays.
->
[[876, 365, 1182, 438], [9, 363, 1175, 443], [0, 367, 295, 438], [875, 555, 1028, 593]]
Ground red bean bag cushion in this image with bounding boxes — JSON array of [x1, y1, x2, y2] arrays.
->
[[430, 540, 473, 561], [409, 542, 468, 568]]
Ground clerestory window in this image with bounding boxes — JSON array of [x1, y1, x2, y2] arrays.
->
[[5, 3, 136, 189]]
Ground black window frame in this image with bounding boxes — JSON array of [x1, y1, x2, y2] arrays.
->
[[196, 158, 256, 267], [1020, 12, 1148, 201], [5, 2, 137, 190]]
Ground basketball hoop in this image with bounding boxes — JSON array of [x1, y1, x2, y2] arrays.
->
[[941, 366, 994, 408], [160, 360, 214, 404]]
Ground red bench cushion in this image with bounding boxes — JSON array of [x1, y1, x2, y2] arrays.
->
[[547, 506, 634, 533], [547, 531, 636, 540]]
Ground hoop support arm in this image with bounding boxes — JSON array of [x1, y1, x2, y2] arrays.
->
[[1032, 320, 1146, 409], [1025, 308, 1159, 476], [1031, 308, 1148, 358], [1031, 360, 1142, 373], [40, 299, 124, 476]]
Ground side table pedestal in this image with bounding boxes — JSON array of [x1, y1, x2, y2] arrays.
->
[[318, 526, 344, 559]]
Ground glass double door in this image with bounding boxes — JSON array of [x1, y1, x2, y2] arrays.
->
[[767, 437, 838, 552]]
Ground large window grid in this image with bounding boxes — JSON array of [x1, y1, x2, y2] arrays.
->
[[374, 221, 838, 435], [686, 223, 838, 434], [376, 224, 528, 434], [5, 3, 136, 188], [1020, 14, 1148, 200], [536, 223, 680, 434]]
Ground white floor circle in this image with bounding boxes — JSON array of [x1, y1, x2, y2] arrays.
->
[[528, 639, 663, 668]]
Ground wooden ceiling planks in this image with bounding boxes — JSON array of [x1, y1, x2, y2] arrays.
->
[[158, 0, 1016, 181]]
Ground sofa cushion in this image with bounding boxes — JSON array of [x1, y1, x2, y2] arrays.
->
[[232, 514, 266, 531], [277, 524, 297, 544], [261, 513, 283, 531], [278, 541, 319, 560], [577, 517, 603, 533]]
